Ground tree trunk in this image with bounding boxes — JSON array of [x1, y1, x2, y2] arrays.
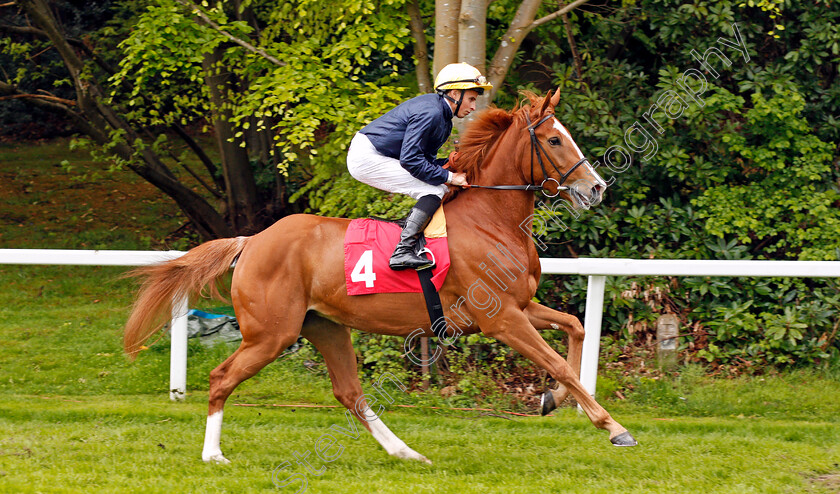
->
[[486, 0, 542, 102], [407, 0, 432, 92], [434, 0, 460, 79], [202, 47, 263, 234], [458, 0, 486, 74], [457, 0, 487, 123]]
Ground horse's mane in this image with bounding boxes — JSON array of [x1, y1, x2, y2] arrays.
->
[[444, 91, 546, 203]]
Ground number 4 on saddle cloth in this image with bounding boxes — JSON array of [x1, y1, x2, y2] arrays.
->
[[343, 207, 450, 296]]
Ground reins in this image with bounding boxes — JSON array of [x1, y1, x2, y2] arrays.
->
[[461, 109, 587, 198]]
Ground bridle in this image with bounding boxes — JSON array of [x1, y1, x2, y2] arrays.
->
[[464, 110, 588, 198]]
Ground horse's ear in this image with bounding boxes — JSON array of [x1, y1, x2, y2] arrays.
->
[[540, 89, 553, 114], [550, 87, 561, 108]]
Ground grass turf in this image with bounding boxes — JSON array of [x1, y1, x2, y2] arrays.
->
[[0, 265, 838, 493], [0, 393, 838, 493]]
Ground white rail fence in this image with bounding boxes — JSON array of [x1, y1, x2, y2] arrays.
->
[[3, 249, 840, 402]]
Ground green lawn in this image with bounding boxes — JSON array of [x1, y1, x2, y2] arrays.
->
[[0, 139, 189, 250], [0, 267, 838, 493], [0, 392, 838, 493]]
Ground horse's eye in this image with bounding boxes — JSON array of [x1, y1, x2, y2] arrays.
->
[[548, 136, 561, 146]]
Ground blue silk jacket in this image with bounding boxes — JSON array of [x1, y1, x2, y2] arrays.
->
[[359, 93, 453, 186]]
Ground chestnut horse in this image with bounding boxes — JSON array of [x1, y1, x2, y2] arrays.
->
[[124, 90, 637, 465]]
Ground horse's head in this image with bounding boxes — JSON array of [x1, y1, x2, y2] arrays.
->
[[517, 89, 607, 209], [450, 89, 606, 209]]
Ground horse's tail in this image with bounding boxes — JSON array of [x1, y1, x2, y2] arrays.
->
[[123, 236, 249, 359]]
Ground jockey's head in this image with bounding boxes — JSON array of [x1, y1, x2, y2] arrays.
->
[[435, 63, 493, 118]]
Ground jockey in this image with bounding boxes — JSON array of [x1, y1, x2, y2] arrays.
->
[[347, 62, 492, 271]]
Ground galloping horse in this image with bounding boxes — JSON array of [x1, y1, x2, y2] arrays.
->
[[124, 89, 637, 465]]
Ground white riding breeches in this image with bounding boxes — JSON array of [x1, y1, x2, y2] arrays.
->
[[347, 133, 449, 200]]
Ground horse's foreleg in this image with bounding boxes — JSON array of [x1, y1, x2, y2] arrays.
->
[[301, 316, 431, 464], [524, 302, 584, 414], [484, 310, 637, 446]]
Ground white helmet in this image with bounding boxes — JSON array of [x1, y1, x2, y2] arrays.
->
[[434, 63, 493, 94]]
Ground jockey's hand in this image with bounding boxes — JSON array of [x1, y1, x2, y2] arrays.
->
[[448, 172, 469, 187]]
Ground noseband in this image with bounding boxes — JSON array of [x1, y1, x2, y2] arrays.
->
[[464, 111, 588, 198]]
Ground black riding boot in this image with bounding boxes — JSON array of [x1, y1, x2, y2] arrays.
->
[[389, 206, 434, 271]]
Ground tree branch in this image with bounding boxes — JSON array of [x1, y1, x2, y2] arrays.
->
[[172, 123, 223, 189], [530, 0, 590, 30], [0, 92, 76, 105], [487, 0, 591, 101], [0, 2, 17, 7], [0, 80, 99, 138], [0, 81, 73, 108], [172, 0, 285, 67], [0, 24, 44, 36], [0, 23, 118, 75], [560, 4, 584, 82]]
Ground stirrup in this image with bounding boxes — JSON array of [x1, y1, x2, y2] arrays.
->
[[416, 247, 436, 271]]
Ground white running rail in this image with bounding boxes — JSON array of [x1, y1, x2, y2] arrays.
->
[[2, 249, 839, 401]]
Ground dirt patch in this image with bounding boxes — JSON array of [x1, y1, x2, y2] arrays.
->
[[812, 473, 840, 491], [0, 139, 192, 249]]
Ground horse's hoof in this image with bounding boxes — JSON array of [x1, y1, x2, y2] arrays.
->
[[540, 390, 557, 416], [393, 448, 432, 465], [203, 453, 231, 464], [610, 431, 638, 447]]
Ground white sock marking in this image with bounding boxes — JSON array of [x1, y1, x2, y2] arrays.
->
[[362, 408, 431, 463], [202, 411, 229, 463]]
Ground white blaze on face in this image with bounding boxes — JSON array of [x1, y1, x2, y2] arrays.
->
[[552, 117, 606, 185], [553, 118, 585, 161]]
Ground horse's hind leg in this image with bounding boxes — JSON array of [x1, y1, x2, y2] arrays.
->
[[301, 315, 431, 464], [524, 302, 584, 414], [202, 309, 303, 463]]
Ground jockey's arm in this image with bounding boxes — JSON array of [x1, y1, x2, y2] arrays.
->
[[398, 113, 451, 186]]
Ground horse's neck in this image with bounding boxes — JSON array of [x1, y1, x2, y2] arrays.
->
[[446, 119, 540, 254], [446, 178, 537, 252], [449, 190, 534, 228], [451, 130, 535, 237]]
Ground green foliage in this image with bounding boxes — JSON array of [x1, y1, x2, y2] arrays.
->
[[109, 0, 414, 211], [528, 1, 840, 370], [694, 89, 840, 260], [352, 331, 416, 385]]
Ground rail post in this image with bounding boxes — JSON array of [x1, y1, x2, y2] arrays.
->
[[170, 294, 189, 401], [579, 275, 607, 399]]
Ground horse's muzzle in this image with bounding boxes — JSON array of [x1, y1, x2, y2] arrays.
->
[[568, 181, 605, 209], [590, 182, 605, 205]]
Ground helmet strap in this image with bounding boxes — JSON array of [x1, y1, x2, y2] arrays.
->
[[440, 90, 465, 117]]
